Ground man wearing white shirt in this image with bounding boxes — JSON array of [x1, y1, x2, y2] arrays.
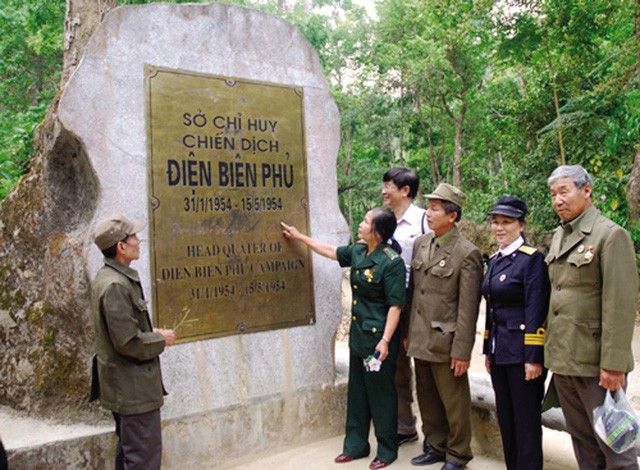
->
[[382, 167, 429, 447]]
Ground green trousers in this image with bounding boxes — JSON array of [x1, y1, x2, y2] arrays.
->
[[343, 350, 398, 463]]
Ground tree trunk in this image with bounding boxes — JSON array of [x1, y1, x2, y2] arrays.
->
[[544, 34, 566, 165], [399, 71, 405, 164], [627, 144, 640, 221], [440, 93, 466, 187], [625, 0, 640, 221], [344, 126, 355, 243], [426, 105, 443, 185], [452, 118, 463, 187]]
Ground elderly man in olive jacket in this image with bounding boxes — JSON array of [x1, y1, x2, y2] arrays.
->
[[406, 183, 483, 470], [545, 165, 638, 470], [91, 214, 175, 470]]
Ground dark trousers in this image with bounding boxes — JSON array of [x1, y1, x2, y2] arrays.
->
[[343, 352, 398, 463], [113, 409, 162, 470], [395, 346, 417, 435], [554, 374, 639, 470], [490, 363, 545, 470], [414, 359, 473, 465]]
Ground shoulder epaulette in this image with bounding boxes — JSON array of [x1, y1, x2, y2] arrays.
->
[[518, 245, 537, 256], [383, 246, 400, 261]]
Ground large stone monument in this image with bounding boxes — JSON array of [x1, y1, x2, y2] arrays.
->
[[0, 3, 348, 467]]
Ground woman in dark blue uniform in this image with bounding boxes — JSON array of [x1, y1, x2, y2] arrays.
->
[[482, 197, 550, 470], [281, 207, 406, 470]]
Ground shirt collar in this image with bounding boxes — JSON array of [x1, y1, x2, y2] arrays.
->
[[434, 227, 455, 246], [104, 257, 140, 282], [398, 203, 424, 225], [564, 204, 594, 232]]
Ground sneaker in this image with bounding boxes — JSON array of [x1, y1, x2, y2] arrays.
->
[[397, 432, 419, 446]]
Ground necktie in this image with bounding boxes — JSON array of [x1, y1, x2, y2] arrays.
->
[[429, 239, 439, 259]]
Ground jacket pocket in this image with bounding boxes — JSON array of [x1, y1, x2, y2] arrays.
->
[[572, 320, 600, 366], [430, 266, 453, 279], [133, 297, 150, 329], [362, 319, 384, 336], [97, 357, 120, 406], [134, 297, 149, 312], [566, 251, 599, 287], [430, 321, 456, 355], [129, 359, 163, 405], [567, 252, 595, 268], [505, 320, 525, 357], [427, 266, 455, 295], [412, 259, 424, 271]]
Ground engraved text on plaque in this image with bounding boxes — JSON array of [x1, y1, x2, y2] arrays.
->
[[146, 66, 314, 342]]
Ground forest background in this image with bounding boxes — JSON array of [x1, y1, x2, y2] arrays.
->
[[1, 0, 639, 256]]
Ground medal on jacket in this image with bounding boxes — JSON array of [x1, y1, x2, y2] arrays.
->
[[584, 246, 594, 261]]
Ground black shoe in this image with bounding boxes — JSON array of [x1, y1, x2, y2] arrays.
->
[[423, 439, 430, 454], [397, 432, 419, 446], [411, 450, 445, 466], [441, 461, 464, 470]]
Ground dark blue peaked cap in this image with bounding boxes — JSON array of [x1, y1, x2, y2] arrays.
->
[[488, 196, 528, 221]]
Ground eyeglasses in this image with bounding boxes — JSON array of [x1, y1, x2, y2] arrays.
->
[[120, 234, 142, 245]]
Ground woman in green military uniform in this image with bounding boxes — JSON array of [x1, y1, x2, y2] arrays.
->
[[281, 207, 406, 470]]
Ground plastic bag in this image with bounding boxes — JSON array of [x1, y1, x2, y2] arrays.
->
[[593, 388, 639, 453]]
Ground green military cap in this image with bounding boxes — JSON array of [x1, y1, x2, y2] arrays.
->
[[93, 213, 144, 250], [425, 183, 466, 208]]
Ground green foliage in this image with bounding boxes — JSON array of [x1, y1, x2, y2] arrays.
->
[[0, 0, 65, 199]]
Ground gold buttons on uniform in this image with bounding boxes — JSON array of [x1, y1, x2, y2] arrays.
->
[[356, 270, 360, 275], [353, 285, 358, 289], [520, 324, 525, 331], [372, 327, 377, 333], [352, 315, 357, 321], [353, 300, 357, 305]]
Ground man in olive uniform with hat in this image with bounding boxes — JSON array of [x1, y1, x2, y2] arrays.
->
[[545, 165, 638, 469], [406, 183, 483, 470], [91, 213, 176, 470]]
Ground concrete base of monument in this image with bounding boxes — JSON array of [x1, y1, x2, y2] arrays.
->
[[2, 384, 348, 469]]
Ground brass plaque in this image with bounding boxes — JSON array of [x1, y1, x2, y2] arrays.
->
[[145, 65, 314, 342]]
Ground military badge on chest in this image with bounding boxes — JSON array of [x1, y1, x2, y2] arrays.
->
[[577, 244, 594, 262], [364, 269, 376, 282]]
